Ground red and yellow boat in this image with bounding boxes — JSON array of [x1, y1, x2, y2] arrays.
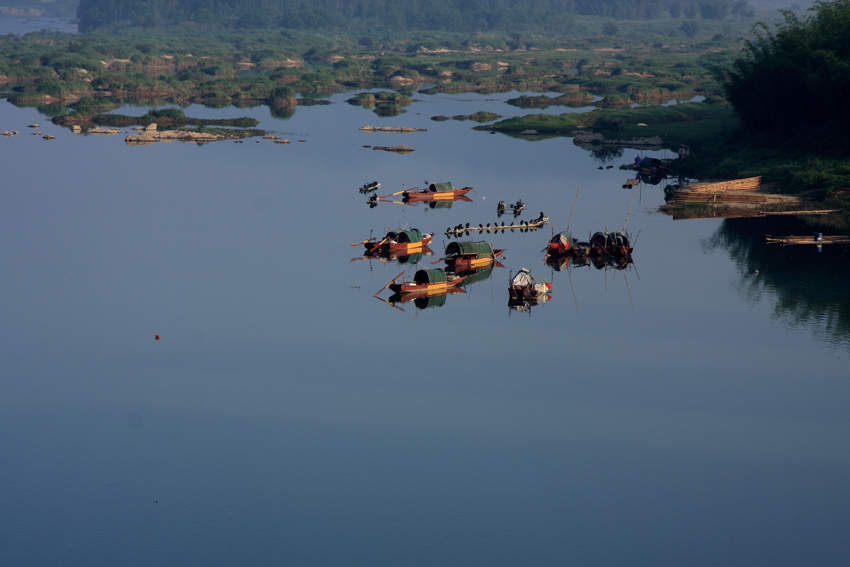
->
[[356, 229, 433, 254], [402, 182, 473, 202], [388, 268, 466, 295], [442, 241, 505, 271]]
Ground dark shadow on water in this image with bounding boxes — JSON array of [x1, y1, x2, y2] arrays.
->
[[703, 216, 850, 350]]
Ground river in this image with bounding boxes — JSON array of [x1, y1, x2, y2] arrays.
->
[[1, 83, 849, 565]]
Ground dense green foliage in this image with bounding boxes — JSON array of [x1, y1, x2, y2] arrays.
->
[[75, 0, 745, 32], [482, 101, 738, 145], [722, 0, 850, 147]]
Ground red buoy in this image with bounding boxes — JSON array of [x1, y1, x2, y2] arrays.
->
[[155, 335, 161, 340]]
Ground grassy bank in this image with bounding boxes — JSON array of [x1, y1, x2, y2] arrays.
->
[[479, 101, 738, 149]]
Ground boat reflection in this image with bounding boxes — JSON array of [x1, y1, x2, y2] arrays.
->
[[374, 268, 467, 312], [386, 287, 467, 310], [351, 245, 434, 265], [545, 251, 633, 272]]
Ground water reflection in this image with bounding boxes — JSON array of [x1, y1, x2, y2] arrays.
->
[[351, 246, 434, 266], [704, 216, 850, 349]]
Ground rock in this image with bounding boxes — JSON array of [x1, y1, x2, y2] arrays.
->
[[359, 126, 426, 133], [125, 129, 227, 145], [71, 125, 81, 133], [88, 127, 121, 135], [146, 123, 157, 132], [372, 145, 415, 153], [274, 139, 291, 144], [42, 135, 55, 140], [27, 124, 38, 128]]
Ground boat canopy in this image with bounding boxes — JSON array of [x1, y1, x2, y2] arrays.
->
[[396, 229, 424, 243], [428, 182, 454, 192], [591, 231, 630, 249], [550, 231, 576, 247], [608, 231, 630, 247], [413, 269, 448, 285], [446, 240, 494, 258], [590, 231, 612, 248], [511, 268, 533, 287]]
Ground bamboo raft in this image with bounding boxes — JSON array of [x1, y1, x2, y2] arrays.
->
[[445, 217, 549, 236], [669, 208, 843, 220], [681, 176, 762, 193], [766, 234, 850, 245], [666, 192, 769, 203]]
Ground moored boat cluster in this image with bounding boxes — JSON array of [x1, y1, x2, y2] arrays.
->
[[353, 179, 638, 312]]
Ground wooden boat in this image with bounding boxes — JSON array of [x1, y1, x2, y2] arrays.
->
[[497, 200, 525, 216], [766, 234, 850, 245], [508, 268, 552, 301], [589, 231, 633, 258], [358, 229, 433, 254], [547, 231, 577, 255], [388, 268, 466, 295], [402, 182, 473, 202], [442, 241, 505, 271]]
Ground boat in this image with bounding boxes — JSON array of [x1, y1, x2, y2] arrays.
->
[[589, 231, 633, 258], [508, 268, 552, 301], [508, 268, 552, 312], [402, 182, 473, 202], [359, 228, 433, 254], [388, 268, 466, 295], [547, 231, 577, 255], [442, 240, 505, 271]]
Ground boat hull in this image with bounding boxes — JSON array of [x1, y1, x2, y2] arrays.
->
[[389, 277, 465, 295], [445, 249, 505, 271], [403, 187, 473, 202], [365, 234, 434, 254]]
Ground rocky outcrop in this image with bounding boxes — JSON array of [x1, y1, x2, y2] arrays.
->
[[88, 127, 121, 135], [125, 129, 227, 145], [573, 132, 664, 150], [372, 145, 414, 153], [360, 126, 425, 133]]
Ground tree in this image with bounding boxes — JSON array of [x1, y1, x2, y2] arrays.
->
[[722, 0, 850, 145], [680, 19, 699, 37], [730, 0, 754, 20], [669, 1, 682, 18], [699, 0, 729, 20]]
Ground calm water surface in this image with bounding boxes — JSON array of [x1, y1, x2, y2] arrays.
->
[[1, 90, 849, 566], [0, 16, 77, 36]]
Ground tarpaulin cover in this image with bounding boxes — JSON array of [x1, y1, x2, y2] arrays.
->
[[446, 240, 494, 258], [428, 182, 454, 192], [396, 229, 424, 243], [413, 269, 448, 285]]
